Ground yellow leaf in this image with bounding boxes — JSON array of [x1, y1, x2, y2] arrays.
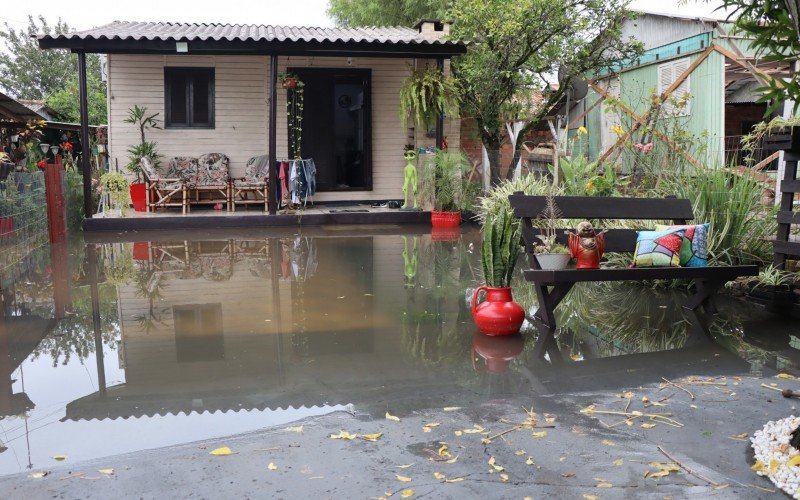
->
[[751, 460, 765, 472], [526, 457, 534, 466], [532, 431, 547, 438], [583, 495, 599, 500], [29, 471, 48, 479], [438, 444, 452, 458], [601, 440, 615, 447], [770, 459, 780, 474], [443, 407, 461, 412], [444, 477, 464, 483], [330, 430, 358, 440], [445, 455, 459, 464], [789, 456, 800, 467], [500, 473, 509, 482], [400, 490, 414, 498], [98, 468, 114, 475], [462, 425, 484, 434], [454, 431, 463, 437], [209, 447, 232, 456], [621, 391, 635, 399], [515, 450, 526, 456], [396, 464, 413, 469], [361, 432, 383, 442], [285, 425, 304, 433], [596, 481, 612, 488], [561, 472, 575, 478], [776, 373, 796, 379], [434, 472, 445, 480], [641, 423, 656, 429], [423, 427, 431, 433], [480, 438, 492, 444], [424, 422, 441, 428], [52, 455, 67, 461], [730, 433, 748, 440], [268, 463, 277, 471], [580, 405, 596, 415], [488, 456, 504, 472], [613, 458, 624, 466], [396, 474, 413, 483], [386, 412, 400, 422]]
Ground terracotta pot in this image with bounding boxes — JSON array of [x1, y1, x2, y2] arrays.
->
[[471, 286, 525, 336], [130, 182, 147, 212], [472, 331, 524, 373], [535, 253, 570, 270], [431, 210, 461, 228], [282, 77, 298, 89]]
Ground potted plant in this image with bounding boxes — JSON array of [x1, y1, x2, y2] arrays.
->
[[532, 195, 570, 270], [100, 172, 131, 216], [399, 67, 460, 130], [472, 205, 525, 336], [124, 105, 161, 211], [740, 265, 796, 307], [419, 150, 479, 231], [280, 72, 299, 90]]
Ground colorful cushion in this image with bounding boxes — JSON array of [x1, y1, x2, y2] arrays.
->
[[655, 223, 709, 267], [195, 153, 230, 187], [632, 228, 687, 267]]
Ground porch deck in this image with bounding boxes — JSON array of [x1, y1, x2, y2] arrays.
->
[[84, 203, 431, 231]]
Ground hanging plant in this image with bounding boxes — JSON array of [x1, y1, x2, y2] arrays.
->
[[279, 72, 299, 90], [287, 78, 305, 159], [399, 67, 461, 130], [100, 172, 131, 216]]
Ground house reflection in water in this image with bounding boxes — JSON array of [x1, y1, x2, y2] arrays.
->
[[65, 230, 478, 422]]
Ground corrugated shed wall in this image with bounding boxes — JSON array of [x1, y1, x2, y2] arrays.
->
[[621, 14, 716, 50], [107, 54, 459, 202]]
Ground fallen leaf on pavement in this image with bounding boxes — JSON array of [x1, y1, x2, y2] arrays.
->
[[285, 426, 304, 433], [454, 431, 463, 437], [595, 478, 612, 488], [730, 433, 749, 440], [52, 455, 67, 461], [361, 432, 383, 442], [561, 472, 575, 478], [445, 455, 459, 464], [500, 473, 509, 482], [386, 412, 400, 422], [443, 407, 461, 412], [526, 457, 534, 466], [29, 471, 48, 479], [613, 458, 623, 466], [532, 431, 547, 438], [445, 477, 465, 483], [515, 450, 526, 456], [434, 472, 445, 480], [488, 456, 504, 472], [645, 462, 680, 478], [401, 489, 414, 498], [641, 423, 656, 429], [209, 447, 232, 456], [396, 464, 413, 469], [438, 444, 452, 459], [583, 495, 599, 500], [330, 431, 358, 440], [776, 373, 796, 380], [601, 440, 615, 447], [396, 474, 412, 483], [268, 463, 277, 471], [98, 468, 114, 475]]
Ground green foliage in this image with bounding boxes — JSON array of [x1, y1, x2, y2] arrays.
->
[[556, 153, 619, 197], [481, 208, 520, 287], [716, 0, 800, 114], [738, 264, 796, 289], [660, 165, 776, 265], [418, 150, 478, 212], [450, 0, 641, 185], [328, 0, 446, 27], [124, 105, 162, 181], [100, 172, 131, 216], [475, 174, 558, 225], [399, 67, 460, 130], [0, 15, 106, 124]]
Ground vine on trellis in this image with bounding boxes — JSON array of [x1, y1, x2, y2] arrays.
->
[[287, 78, 305, 159]]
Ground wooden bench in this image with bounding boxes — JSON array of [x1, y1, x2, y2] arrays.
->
[[508, 194, 759, 343]]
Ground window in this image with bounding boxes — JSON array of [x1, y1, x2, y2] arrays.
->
[[657, 58, 691, 116], [164, 67, 215, 128]]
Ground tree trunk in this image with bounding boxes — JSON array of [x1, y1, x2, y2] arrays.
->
[[482, 134, 503, 187]]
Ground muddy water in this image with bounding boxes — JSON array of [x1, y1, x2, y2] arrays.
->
[[0, 225, 796, 475]]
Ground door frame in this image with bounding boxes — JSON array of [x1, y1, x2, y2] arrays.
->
[[287, 67, 373, 191]]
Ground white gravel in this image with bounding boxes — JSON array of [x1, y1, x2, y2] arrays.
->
[[752, 415, 800, 498]]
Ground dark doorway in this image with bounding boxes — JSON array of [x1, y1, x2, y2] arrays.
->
[[290, 68, 372, 191]]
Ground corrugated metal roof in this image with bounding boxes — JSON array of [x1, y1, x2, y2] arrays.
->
[[39, 21, 461, 47], [0, 91, 46, 123]]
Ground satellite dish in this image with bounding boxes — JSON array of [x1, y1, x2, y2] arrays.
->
[[558, 65, 589, 101]]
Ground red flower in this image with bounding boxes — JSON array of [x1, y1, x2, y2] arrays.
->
[[61, 142, 73, 152], [36, 159, 47, 169]]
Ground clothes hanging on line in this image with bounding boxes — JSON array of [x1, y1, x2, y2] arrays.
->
[[275, 158, 317, 208]]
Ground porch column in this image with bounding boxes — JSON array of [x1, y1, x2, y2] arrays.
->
[[435, 57, 445, 149], [77, 51, 93, 218], [267, 55, 278, 215], [87, 243, 106, 396]]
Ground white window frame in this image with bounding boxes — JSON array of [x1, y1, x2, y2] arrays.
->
[[657, 57, 691, 117]]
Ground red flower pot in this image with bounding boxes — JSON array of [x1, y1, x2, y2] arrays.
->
[[133, 242, 150, 261], [431, 226, 460, 241], [472, 331, 524, 373], [471, 286, 525, 336], [0, 217, 14, 237], [431, 211, 461, 229], [130, 182, 147, 212]]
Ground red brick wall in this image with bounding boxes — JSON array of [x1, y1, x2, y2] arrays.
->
[[460, 117, 551, 178]]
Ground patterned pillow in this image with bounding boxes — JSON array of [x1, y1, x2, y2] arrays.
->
[[655, 223, 709, 267], [633, 228, 687, 267]]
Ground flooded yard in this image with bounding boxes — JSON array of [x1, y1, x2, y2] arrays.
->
[[0, 225, 798, 495]]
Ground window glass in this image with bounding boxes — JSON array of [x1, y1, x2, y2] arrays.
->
[[192, 75, 210, 124], [169, 72, 187, 124], [165, 68, 214, 128]]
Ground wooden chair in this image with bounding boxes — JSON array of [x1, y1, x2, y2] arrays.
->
[[188, 153, 231, 211], [231, 155, 269, 211], [141, 157, 188, 214]]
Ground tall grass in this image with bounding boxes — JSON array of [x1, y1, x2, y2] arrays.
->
[[660, 165, 776, 265]]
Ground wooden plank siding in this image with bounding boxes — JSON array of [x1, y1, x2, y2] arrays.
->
[[107, 55, 460, 202]]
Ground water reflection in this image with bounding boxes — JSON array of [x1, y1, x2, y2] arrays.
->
[[0, 226, 798, 474]]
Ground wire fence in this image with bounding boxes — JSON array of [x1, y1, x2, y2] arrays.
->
[[0, 171, 49, 280]]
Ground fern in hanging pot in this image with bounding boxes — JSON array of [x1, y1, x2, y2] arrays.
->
[[399, 67, 461, 131]]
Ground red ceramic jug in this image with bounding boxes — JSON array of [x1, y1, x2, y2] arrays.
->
[[471, 286, 525, 336], [472, 331, 525, 373]]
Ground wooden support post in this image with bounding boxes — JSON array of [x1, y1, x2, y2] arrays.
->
[[77, 52, 93, 219], [50, 241, 71, 319], [44, 159, 66, 243], [86, 243, 107, 396], [435, 57, 445, 149], [775, 153, 798, 268], [267, 54, 278, 215]]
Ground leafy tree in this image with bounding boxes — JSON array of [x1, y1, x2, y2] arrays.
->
[[714, 0, 800, 114], [0, 15, 107, 124], [450, 0, 640, 184], [328, 0, 446, 27]]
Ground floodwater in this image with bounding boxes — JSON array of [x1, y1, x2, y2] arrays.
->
[[0, 225, 797, 475]]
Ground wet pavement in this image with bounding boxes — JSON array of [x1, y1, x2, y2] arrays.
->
[[0, 225, 797, 497]]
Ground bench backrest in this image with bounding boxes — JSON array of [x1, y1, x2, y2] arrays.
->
[[508, 194, 695, 267]]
